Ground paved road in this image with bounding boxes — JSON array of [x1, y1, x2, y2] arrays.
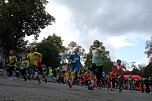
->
[[0, 76, 151, 101]]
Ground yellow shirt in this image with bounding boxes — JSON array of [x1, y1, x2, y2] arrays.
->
[[9, 55, 17, 67], [27, 52, 41, 66]]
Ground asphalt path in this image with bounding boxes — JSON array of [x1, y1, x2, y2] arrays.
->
[[0, 76, 152, 101]]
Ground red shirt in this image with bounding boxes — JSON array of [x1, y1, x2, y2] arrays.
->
[[37, 61, 42, 69], [114, 64, 125, 75], [83, 74, 90, 81]]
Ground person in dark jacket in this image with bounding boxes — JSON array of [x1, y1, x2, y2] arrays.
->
[[149, 77, 152, 94], [144, 77, 150, 93]]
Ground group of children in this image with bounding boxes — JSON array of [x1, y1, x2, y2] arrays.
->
[[6, 47, 53, 83]]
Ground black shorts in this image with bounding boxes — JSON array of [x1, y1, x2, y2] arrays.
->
[[38, 68, 43, 75], [90, 63, 103, 79]]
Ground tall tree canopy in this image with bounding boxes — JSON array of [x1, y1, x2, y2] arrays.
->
[[37, 34, 62, 68], [145, 36, 152, 62], [0, 0, 55, 53], [144, 36, 152, 77]]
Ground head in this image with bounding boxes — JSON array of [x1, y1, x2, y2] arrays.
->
[[117, 59, 122, 65], [93, 40, 100, 47], [10, 50, 15, 56], [30, 45, 37, 52], [74, 47, 79, 54]]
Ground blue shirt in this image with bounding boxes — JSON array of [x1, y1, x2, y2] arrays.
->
[[69, 53, 81, 69]]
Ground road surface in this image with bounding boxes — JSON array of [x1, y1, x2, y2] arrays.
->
[[0, 76, 151, 101]]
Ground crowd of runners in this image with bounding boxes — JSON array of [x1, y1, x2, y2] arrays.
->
[[0, 40, 152, 94], [0, 46, 54, 83]]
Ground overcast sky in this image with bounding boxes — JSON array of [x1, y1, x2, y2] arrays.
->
[[26, 0, 152, 65]]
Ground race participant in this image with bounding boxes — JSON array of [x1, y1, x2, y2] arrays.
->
[[27, 46, 42, 82], [68, 47, 82, 88], [112, 59, 126, 92], [7, 50, 18, 80], [20, 56, 29, 81], [109, 69, 117, 91], [37, 56, 47, 83], [88, 40, 104, 90], [128, 75, 134, 92]]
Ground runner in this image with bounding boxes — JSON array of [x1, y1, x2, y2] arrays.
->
[[128, 75, 134, 92], [7, 50, 18, 80], [112, 59, 126, 92], [27, 46, 42, 83], [37, 57, 47, 83], [88, 40, 104, 90], [68, 47, 82, 88], [20, 56, 29, 81], [109, 69, 117, 91], [106, 73, 111, 90]]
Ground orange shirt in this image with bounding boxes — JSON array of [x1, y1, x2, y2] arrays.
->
[[110, 71, 117, 78]]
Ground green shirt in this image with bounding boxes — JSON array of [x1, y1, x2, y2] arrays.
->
[[48, 69, 53, 76], [91, 47, 103, 66], [128, 77, 133, 84], [21, 60, 29, 69]]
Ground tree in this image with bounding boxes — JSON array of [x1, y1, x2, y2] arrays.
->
[[37, 34, 62, 68], [0, 0, 55, 53], [142, 62, 152, 77], [145, 36, 152, 62], [144, 36, 152, 77]]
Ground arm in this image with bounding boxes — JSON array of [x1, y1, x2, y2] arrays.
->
[[39, 53, 42, 62], [69, 54, 75, 63], [34, 52, 42, 62], [123, 65, 127, 70], [95, 47, 104, 52], [27, 53, 30, 60], [112, 66, 116, 71]]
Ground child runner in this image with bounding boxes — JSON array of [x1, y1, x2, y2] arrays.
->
[[8, 50, 18, 80], [20, 56, 29, 81], [68, 47, 82, 88], [88, 40, 104, 90], [27, 46, 42, 83]]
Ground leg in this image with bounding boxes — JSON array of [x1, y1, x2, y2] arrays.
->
[[8, 67, 14, 77], [71, 70, 76, 85], [88, 64, 96, 90], [112, 78, 116, 91], [21, 69, 27, 81], [96, 66, 103, 88]]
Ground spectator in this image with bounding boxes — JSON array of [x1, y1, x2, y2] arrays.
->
[[144, 77, 150, 93], [149, 77, 152, 94]]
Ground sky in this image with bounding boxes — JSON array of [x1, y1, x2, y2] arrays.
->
[[26, 0, 152, 66]]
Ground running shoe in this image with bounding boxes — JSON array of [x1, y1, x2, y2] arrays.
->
[[88, 83, 94, 90]]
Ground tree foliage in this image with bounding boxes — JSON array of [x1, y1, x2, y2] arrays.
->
[[142, 62, 152, 77], [0, 0, 55, 53], [37, 34, 62, 68], [143, 36, 152, 77], [145, 36, 152, 62]]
